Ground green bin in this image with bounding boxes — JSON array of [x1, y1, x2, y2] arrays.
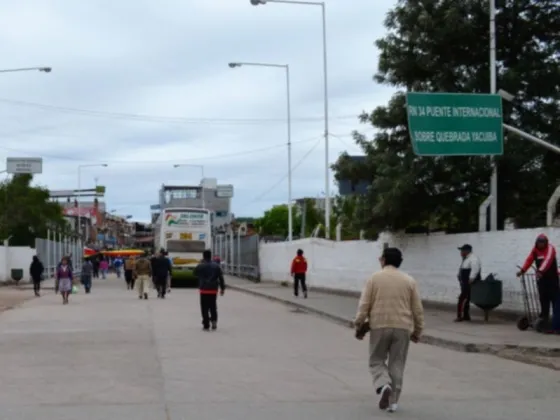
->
[[471, 274, 502, 321], [11, 268, 24, 283]]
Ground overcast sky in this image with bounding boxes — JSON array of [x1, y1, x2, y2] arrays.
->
[[0, 0, 395, 222]]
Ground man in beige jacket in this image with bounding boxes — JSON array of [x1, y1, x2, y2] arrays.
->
[[354, 247, 424, 413]]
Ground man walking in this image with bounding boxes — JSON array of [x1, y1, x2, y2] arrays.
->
[[517, 233, 560, 329], [135, 252, 152, 300], [153, 249, 172, 299], [456, 244, 481, 322], [290, 249, 308, 298], [124, 257, 136, 290], [29, 255, 44, 297], [354, 247, 424, 413], [194, 250, 225, 331]]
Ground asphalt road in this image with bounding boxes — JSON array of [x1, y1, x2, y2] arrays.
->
[[0, 277, 558, 419]]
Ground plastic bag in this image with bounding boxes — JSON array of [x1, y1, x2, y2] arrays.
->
[[71, 285, 78, 294]]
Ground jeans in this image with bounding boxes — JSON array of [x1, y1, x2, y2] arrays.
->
[[200, 293, 218, 328]]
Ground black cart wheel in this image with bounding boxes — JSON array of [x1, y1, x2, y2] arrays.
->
[[517, 316, 530, 331]]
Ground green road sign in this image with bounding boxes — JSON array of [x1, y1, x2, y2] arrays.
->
[[406, 92, 504, 156]]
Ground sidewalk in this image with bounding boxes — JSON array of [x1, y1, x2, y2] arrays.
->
[[226, 276, 560, 360]]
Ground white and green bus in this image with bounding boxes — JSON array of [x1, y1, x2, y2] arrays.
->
[[153, 207, 212, 286]]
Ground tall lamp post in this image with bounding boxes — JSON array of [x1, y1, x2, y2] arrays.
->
[[173, 164, 206, 209], [0, 66, 52, 74], [77, 164, 108, 240], [228, 61, 293, 241], [250, 0, 330, 238]]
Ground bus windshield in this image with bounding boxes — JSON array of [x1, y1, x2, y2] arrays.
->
[[167, 240, 206, 253]]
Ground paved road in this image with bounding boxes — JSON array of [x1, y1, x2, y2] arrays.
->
[[0, 278, 559, 419]]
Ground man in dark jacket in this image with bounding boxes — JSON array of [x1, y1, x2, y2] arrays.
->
[[194, 250, 225, 331], [153, 249, 172, 299], [517, 233, 560, 325], [29, 256, 44, 297]]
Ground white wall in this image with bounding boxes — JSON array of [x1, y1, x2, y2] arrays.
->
[[258, 227, 560, 312], [0, 246, 36, 282]]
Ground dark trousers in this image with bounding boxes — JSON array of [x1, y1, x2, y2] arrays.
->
[[82, 276, 92, 293], [200, 293, 218, 328], [294, 273, 307, 296], [125, 270, 133, 288], [537, 279, 559, 320], [93, 267, 99, 278], [457, 280, 471, 319], [155, 275, 167, 297], [32, 279, 41, 295]]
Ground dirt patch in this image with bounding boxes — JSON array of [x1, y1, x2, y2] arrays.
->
[[496, 348, 560, 371], [0, 287, 34, 312]]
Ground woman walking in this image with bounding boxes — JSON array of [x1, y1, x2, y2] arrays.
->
[[29, 256, 44, 297], [56, 257, 74, 305], [100, 258, 109, 279]]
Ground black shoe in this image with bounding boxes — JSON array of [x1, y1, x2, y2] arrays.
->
[[304, 291, 308, 299], [211, 322, 217, 330], [144, 293, 148, 300], [202, 326, 210, 331], [139, 295, 143, 299], [463, 316, 471, 321]]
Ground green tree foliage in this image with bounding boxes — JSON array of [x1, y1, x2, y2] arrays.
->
[[0, 174, 69, 246], [332, 0, 560, 233]]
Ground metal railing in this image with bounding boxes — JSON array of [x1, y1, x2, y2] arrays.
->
[[213, 231, 260, 282], [35, 229, 83, 279]]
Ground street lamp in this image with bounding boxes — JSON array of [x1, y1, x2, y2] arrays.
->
[[228, 61, 293, 241], [250, 0, 331, 238], [77, 164, 108, 239], [173, 164, 206, 209], [0, 67, 52, 73]]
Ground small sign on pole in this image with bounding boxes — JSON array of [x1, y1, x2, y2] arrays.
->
[[406, 93, 504, 156], [6, 157, 43, 174]]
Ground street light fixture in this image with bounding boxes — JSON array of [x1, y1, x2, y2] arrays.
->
[[228, 61, 293, 241], [0, 67, 52, 73], [173, 164, 206, 209], [249, 0, 331, 238], [77, 164, 108, 239]]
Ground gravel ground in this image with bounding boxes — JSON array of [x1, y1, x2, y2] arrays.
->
[[0, 287, 34, 312]]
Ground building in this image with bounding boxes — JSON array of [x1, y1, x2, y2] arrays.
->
[[157, 178, 234, 232]]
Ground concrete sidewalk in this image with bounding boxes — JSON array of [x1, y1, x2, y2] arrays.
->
[[226, 277, 560, 358]]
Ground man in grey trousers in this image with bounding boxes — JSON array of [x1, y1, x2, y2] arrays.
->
[[354, 247, 424, 413]]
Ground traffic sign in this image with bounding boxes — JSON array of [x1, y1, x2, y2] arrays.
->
[[406, 93, 504, 156], [6, 157, 43, 174]]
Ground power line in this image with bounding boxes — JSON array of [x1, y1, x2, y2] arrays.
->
[[8, 136, 322, 165], [250, 140, 322, 204], [0, 97, 358, 126]]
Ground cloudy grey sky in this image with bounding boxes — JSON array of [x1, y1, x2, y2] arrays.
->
[[0, 0, 395, 222]]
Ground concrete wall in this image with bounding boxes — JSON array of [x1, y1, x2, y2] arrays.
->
[[258, 227, 560, 312], [0, 246, 36, 282]]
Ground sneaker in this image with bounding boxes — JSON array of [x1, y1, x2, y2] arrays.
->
[[387, 403, 398, 413], [378, 384, 392, 410]]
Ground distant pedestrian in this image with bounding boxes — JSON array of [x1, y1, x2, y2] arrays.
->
[[290, 249, 308, 298], [29, 255, 44, 297], [114, 257, 123, 278], [455, 244, 481, 322], [124, 257, 136, 289], [150, 252, 158, 289], [135, 253, 152, 300], [517, 234, 560, 331], [354, 247, 424, 413], [99, 258, 109, 279], [56, 257, 74, 305], [194, 250, 225, 331], [81, 258, 93, 293], [153, 249, 172, 299], [92, 256, 100, 278], [165, 251, 172, 293]]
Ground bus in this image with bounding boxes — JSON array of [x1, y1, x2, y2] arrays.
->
[[153, 207, 212, 286]]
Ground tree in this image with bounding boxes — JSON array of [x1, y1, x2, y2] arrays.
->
[[255, 205, 297, 238], [332, 0, 560, 233], [0, 174, 69, 247]]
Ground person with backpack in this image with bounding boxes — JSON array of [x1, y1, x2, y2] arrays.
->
[[29, 255, 44, 297], [194, 250, 225, 331]]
